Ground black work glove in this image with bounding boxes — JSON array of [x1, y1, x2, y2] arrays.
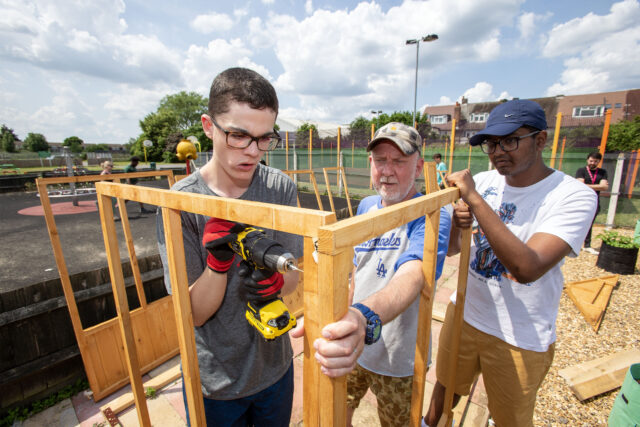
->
[[237, 261, 284, 303]]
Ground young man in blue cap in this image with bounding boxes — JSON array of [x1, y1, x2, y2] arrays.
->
[[424, 100, 597, 426]]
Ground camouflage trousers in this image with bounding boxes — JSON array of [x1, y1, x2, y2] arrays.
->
[[346, 364, 413, 427]]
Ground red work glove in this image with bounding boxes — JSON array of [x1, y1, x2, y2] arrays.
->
[[238, 261, 284, 302], [202, 218, 244, 273]]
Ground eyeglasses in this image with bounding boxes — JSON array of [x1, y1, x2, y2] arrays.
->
[[480, 130, 540, 154], [211, 118, 281, 151]]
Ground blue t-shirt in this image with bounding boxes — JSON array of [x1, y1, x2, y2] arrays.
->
[[352, 193, 451, 376]]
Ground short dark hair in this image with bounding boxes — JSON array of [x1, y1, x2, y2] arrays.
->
[[130, 156, 139, 162], [433, 153, 442, 160], [587, 151, 602, 161], [208, 67, 279, 118]]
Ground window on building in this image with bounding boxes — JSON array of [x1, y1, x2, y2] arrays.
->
[[470, 112, 489, 122], [615, 103, 622, 108], [605, 104, 611, 109], [572, 105, 605, 118], [429, 115, 448, 124]]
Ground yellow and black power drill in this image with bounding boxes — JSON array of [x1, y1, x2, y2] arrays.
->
[[229, 225, 302, 340]]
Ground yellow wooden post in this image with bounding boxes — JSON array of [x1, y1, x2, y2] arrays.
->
[[309, 128, 313, 169], [550, 113, 562, 168], [598, 109, 612, 166], [351, 141, 354, 168], [558, 137, 567, 171], [448, 119, 456, 174], [467, 144, 472, 170], [285, 132, 289, 170], [627, 149, 640, 198], [371, 122, 375, 140], [337, 127, 341, 168]]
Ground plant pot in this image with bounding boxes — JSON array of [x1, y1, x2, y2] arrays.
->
[[596, 241, 639, 275]]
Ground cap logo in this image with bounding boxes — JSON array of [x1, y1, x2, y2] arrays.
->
[[504, 114, 513, 117]]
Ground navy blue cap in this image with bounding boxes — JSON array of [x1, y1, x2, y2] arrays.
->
[[469, 99, 547, 146]]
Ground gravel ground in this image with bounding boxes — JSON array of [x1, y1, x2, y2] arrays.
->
[[534, 225, 640, 426]]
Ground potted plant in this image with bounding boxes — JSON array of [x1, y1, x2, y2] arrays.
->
[[595, 230, 639, 275]]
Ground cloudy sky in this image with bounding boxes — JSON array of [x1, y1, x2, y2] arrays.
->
[[1, 0, 639, 144]]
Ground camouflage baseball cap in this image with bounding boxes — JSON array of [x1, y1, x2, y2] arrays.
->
[[367, 122, 421, 155]]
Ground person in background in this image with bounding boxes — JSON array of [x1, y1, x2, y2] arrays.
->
[[100, 160, 113, 175], [292, 122, 451, 427], [123, 156, 154, 214], [424, 99, 596, 427], [575, 151, 609, 254], [433, 153, 447, 189], [157, 67, 301, 427]]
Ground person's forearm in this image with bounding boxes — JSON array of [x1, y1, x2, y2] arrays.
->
[[189, 269, 227, 326], [360, 260, 424, 324]]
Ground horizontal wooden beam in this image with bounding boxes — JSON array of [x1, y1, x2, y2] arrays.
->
[[95, 182, 335, 237], [36, 170, 174, 185], [316, 188, 459, 253]]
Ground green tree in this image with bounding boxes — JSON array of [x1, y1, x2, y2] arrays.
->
[[133, 91, 208, 162], [1, 125, 18, 152], [349, 116, 371, 145], [63, 136, 84, 153], [24, 132, 49, 152], [85, 143, 110, 152], [296, 123, 319, 148], [607, 116, 640, 152]]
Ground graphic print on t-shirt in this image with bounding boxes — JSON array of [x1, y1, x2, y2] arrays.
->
[[471, 187, 518, 282]]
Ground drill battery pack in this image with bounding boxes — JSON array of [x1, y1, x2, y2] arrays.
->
[[245, 299, 297, 340]]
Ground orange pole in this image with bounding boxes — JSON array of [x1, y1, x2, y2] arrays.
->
[[467, 144, 472, 170], [550, 113, 561, 168], [448, 119, 456, 174], [558, 137, 567, 171], [308, 128, 312, 169], [444, 139, 448, 166], [351, 140, 354, 168], [628, 149, 640, 199], [371, 122, 375, 140], [285, 132, 289, 170], [598, 109, 612, 167], [337, 127, 341, 168]]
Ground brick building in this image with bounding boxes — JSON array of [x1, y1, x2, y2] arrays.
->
[[423, 88, 640, 143]]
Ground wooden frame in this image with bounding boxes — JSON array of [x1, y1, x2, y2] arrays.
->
[[322, 166, 353, 217], [282, 169, 324, 210], [36, 171, 180, 401], [95, 176, 465, 426]]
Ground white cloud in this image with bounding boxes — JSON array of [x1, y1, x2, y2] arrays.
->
[[439, 96, 453, 105], [544, 0, 640, 95], [190, 12, 234, 34], [261, 0, 275, 4], [0, 0, 182, 86], [305, 0, 313, 15]]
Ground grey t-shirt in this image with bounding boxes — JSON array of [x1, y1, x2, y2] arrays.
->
[[157, 164, 303, 399]]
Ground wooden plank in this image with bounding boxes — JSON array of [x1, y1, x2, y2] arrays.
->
[[98, 193, 151, 426], [117, 197, 147, 309], [101, 364, 182, 416], [37, 170, 174, 185], [410, 163, 440, 427], [161, 207, 206, 426], [282, 259, 305, 317], [441, 228, 472, 427], [283, 169, 324, 211], [316, 247, 351, 426], [318, 188, 459, 253], [558, 348, 640, 400], [303, 236, 320, 426], [322, 167, 336, 213], [96, 182, 332, 237]]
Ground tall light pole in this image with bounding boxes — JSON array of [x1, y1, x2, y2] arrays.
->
[[406, 34, 438, 126]]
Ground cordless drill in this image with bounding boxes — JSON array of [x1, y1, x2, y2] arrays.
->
[[229, 225, 302, 340]]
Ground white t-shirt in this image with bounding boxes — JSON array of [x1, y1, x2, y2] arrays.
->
[[452, 170, 596, 352]]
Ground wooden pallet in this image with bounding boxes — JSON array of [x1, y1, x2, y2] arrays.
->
[[558, 348, 640, 401], [564, 274, 618, 332]]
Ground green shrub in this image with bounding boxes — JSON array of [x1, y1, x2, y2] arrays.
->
[[597, 230, 640, 249]]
